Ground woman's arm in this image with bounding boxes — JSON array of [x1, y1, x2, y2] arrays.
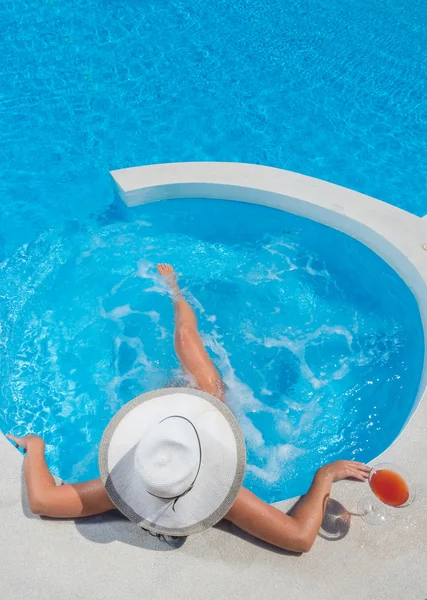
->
[[6, 434, 115, 518], [225, 460, 370, 553]]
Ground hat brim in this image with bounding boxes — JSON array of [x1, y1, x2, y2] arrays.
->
[[99, 388, 246, 537]]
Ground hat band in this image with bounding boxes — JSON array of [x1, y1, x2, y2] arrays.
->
[[146, 415, 202, 512]]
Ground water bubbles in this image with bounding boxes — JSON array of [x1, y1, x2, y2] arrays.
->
[[0, 200, 423, 500]]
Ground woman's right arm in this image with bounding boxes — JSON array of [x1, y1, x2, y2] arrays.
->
[[224, 460, 370, 553]]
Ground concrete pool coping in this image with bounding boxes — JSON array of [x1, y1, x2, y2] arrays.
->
[[2, 162, 427, 599]]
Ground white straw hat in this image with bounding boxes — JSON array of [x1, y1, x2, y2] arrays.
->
[[99, 388, 246, 537]]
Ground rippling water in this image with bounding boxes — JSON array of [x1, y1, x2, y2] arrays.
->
[[0, 200, 423, 501], [1, 0, 427, 266], [1, 0, 425, 501]]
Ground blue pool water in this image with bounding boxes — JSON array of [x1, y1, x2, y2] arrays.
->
[[0, 199, 423, 501], [0, 0, 426, 501], [0, 0, 427, 264]]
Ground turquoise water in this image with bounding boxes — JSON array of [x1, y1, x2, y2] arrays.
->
[[0, 199, 423, 501], [0, 0, 426, 265], [0, 0, 426, 501]]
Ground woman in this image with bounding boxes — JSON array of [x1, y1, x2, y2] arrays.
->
[[7, 264, 369, 552]]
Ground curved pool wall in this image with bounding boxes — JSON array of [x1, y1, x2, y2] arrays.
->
[[111, 161, 427, 439]]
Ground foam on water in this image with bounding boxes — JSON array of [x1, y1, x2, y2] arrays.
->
[[0, 199, 423, 501]]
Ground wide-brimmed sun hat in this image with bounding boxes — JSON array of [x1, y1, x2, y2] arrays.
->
[[99, 388, 246, 537]]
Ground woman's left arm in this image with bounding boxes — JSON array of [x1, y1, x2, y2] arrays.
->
[[6, 434, 115, 518]]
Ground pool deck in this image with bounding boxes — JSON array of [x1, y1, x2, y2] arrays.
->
[[2, 163, 427, 599]]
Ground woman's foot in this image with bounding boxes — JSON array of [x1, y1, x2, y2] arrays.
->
[[157, 263, 180, 295]]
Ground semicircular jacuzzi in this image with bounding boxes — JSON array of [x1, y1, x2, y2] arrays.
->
[[1, 185, 424, 502]]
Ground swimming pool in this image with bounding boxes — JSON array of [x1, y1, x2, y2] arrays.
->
[[0, 0, 426, 266], [0, 198, 423, 501], [0, 0, 426, 502]]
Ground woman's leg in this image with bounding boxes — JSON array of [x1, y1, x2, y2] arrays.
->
[[157, 264, 226, 401]]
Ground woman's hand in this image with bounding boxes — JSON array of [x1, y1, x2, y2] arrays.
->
[[6, 433, 44, 452], [316, 460, 370, 483]]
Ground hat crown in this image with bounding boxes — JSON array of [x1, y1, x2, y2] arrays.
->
[[134, 416, 200, 499]]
